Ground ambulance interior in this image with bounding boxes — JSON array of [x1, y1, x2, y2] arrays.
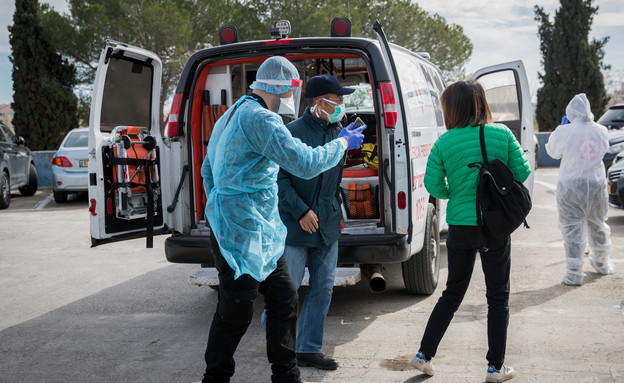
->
[[193, 55, 382, 228]]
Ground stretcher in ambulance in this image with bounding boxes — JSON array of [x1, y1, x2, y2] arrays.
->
[[88, 19, 535, 295]]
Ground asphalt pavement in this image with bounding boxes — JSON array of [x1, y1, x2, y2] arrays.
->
[[0, 168, 623, 382]]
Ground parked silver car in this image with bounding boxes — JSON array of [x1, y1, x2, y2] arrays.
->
[[51, 127, 89, 202], [0, 122, 37, 209]]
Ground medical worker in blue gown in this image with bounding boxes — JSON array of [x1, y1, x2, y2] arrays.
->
[[199, 56, 366, 383]]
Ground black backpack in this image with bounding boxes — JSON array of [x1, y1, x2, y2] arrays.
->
[[468, 125, 532, 239]]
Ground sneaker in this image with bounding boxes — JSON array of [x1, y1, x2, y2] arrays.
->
[[486, 364, 515, 382], [409, 351, 435, 376]]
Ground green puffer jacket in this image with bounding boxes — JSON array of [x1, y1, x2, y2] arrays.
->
[[424, 123, 531, 226]]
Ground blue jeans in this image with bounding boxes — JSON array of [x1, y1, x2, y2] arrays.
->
[[419, 225, 511, 369], [285, 241, 338, 353]]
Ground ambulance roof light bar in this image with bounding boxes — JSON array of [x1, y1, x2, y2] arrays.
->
[[270, 20, 291, 39]]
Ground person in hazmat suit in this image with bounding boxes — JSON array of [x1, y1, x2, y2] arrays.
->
[[199, 56, 366, 383], [545, 93, 614, 286]]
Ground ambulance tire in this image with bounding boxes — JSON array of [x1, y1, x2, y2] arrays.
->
[[401, 203, 439, 295]]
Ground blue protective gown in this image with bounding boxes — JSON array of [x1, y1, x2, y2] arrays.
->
[[201, 94, 347, 281]]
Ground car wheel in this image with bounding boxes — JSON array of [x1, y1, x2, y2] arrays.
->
[[401, 203, 440, 295], [53, 190, 68, 203], [0, 171, 10, 209], [19, 163, 38, 196]]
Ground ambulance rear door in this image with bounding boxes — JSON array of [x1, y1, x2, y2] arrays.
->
[[373, 21, 412, 239], [88, 40, 172, 248], [472, 60, 536, 192]]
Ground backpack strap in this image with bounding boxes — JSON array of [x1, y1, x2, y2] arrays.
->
[[479, 124, 487, 162], [473, 124, 487, 229]]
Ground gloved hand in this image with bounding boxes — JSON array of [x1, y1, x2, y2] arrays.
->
[[561, 115, 569, 125], [338, 122, 367, 150]]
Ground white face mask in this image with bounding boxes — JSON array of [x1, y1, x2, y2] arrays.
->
[[278, 96, 296, 116]]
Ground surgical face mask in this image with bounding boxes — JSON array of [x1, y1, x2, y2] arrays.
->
[[278, 95, 296, 116], [322, 98, 346, 124]]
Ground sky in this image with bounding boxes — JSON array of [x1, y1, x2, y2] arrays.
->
[[0, 0, 623, 106]]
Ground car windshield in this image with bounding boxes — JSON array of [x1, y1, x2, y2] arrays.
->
[[344, 83, 374, 113], [598, 107, 624, 125], [64, 131, 88, 148]]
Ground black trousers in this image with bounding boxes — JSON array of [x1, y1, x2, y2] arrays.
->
[[419, 225, 511, 369], [202, 253, 301, 383]]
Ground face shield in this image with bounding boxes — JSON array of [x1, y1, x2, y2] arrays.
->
[[252, 78, 303, 118]]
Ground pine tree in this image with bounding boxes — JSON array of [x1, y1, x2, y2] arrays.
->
[[534, 0, 610, 132], [9, 0, 78, 150]]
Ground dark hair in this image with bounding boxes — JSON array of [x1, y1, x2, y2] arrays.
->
[[440, 80, 492, 130]]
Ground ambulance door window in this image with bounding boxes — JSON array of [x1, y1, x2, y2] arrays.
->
[[477, 70, 522, 141], [101, 59, 153, 133]]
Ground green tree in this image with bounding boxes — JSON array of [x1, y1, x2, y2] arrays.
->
[[243, 0, 472, 80], [9, 0, 78, 150], [534, 0, 610, 132], [40, 0, 471, 124]]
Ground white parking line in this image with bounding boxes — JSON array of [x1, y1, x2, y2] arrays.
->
[[34, 193, 54, 210]]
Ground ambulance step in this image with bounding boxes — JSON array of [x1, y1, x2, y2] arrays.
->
[[189, 267, 361, 287]]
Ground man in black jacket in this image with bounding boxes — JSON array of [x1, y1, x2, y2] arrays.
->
[[277, 75, 359, 370]]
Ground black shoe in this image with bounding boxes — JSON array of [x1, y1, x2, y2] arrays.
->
[[296, 352, 339, 370]]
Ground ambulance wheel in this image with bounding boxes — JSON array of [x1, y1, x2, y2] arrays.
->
[[53, 190, 68, 203], [401, 203, 439, 295]]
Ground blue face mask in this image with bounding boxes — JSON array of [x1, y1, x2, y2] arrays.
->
[[322, 98, 346, 124]]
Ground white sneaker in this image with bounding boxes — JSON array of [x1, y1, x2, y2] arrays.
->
[[409, 351, 434, 376], [486, 364, 515, 382]]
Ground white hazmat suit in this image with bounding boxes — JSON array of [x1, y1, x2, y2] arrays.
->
[[545, 93, 614, 285]]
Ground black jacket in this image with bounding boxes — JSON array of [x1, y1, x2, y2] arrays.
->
[[277, 107, 344, 247]]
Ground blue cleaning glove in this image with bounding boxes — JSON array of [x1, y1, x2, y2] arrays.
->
[[338, 122, 367, 150], [561, 115, 569, 125]]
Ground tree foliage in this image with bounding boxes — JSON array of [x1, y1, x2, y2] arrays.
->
[[40, 0, 472, 124], [534, 0, 609, 132], [242, 0, 472, 80], [9, 0, 78, 150]]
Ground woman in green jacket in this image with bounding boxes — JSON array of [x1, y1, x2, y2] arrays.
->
[[410, 80, 531, 383]]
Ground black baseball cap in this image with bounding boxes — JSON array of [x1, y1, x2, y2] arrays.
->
[[305, 74, 356, 98]]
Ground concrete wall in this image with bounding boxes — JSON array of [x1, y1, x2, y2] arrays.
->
[[32, 151, 55, 187], [536, 132, 560, 167]]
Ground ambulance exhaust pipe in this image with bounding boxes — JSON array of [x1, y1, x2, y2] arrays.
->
[[361, 264, 386, 293]]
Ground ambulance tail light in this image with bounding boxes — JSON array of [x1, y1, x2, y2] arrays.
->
[[397, 191, 407, 210], [379, 82, 397, 129], [166, 93, 183, 137]]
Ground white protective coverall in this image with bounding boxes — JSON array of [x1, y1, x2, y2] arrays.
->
[[545, 93, 614, 285]]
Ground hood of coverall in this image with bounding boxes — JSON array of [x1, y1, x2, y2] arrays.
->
[[565, 93, 594, 124]]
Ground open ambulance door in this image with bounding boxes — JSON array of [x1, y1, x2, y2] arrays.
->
[[373, 21, 412, 241], [88, 40, 169, 248], [472, 60, 536, 193]]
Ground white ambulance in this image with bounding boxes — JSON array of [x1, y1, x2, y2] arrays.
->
[[88, 19, 535, 295]]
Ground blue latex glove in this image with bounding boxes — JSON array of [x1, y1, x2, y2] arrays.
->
[[338, 122, 367, 150], [561, 115, 569, 125]]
